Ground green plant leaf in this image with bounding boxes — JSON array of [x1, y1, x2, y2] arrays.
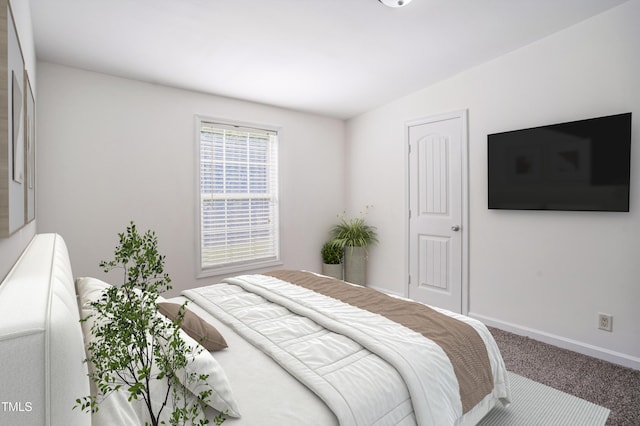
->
[[329, 208, 378, 248]]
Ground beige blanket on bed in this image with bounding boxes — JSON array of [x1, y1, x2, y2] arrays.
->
[[265, 270, 493, 414]]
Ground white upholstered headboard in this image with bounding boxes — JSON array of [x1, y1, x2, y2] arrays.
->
[[0, 234, 90, 426]]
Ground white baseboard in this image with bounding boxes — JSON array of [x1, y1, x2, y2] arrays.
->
[[367, 284, 405, 298], [469, 312, 640, 371]]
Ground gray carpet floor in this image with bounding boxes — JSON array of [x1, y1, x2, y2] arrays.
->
[[489, 327, 640, 426]]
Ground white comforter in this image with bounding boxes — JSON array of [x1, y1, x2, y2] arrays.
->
[[184, 274, 510, 426]]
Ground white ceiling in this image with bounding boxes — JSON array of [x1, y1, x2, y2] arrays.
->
[[30, 0, 628, 119]]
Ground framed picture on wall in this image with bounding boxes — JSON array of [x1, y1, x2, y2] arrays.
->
[[25, 70, 35, 223], [1, 1, 27, 237], [11, 69, 23, 184]]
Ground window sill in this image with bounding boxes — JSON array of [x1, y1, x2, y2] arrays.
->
[[197, 259, 284, 279]]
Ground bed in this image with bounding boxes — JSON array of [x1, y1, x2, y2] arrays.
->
[[0, 233, 90, 426], [0, 233, 511, 426]]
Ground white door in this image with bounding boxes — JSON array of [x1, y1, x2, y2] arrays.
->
[[408, 111, 468, 313]]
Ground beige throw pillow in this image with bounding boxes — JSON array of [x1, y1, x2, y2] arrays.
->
[[157, 302, 228, 351]]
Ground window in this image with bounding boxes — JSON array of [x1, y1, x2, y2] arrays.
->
[[197, 117, 280, 276]]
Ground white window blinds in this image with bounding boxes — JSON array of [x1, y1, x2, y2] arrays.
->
[[198, 119, 279, 273]]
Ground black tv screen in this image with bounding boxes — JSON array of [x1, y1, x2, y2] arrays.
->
[[488, 112, 632, 212]]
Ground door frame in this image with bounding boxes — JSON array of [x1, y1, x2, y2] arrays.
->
[[405, 109, 470, 314]]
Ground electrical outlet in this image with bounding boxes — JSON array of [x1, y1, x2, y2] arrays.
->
[[598, 313, 613, 332]]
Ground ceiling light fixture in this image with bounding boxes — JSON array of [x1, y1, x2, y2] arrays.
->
[[379, 0, 413, 8]]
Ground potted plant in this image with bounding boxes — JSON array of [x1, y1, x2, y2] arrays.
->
[[329, 207, 378, 285], [76, 222, 225, 426], [321, 240, 343, 280]]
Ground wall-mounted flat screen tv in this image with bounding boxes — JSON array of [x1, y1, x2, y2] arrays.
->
[[488, 112, 632, 212]]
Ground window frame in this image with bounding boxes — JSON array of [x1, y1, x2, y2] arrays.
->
[[195, 115, 282, 278]]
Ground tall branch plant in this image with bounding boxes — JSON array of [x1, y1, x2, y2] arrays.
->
[[76, 222, 223, 426]]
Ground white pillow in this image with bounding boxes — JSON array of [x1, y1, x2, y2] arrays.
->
[[75, 277, 136, 422], [169, 319, 241, 417], [74, 277, 240, 418], [75, 276, 112, 314]]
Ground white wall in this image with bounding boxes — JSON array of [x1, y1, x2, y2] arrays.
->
[[36, 62, 345, 295], [0, 0, 36, 281], [346, 0, 640, 368]]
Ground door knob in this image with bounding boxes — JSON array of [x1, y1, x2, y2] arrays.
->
[[451, 225, 460, 231]]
